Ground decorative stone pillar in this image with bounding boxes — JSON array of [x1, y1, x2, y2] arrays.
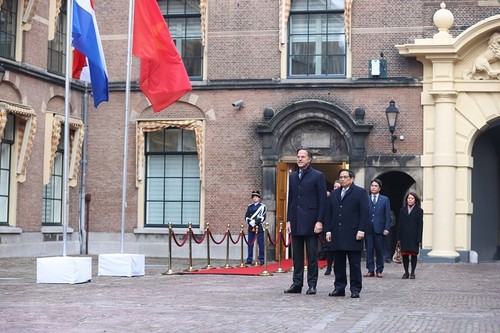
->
[[427, 92, 459, 260]]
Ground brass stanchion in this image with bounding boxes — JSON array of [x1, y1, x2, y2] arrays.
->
[[184, 223, 197, 272], [203, 223, 215, 269], [162, 222, 175, 275], [253, 226, 260, 267], [223, 224, 232, 268], [239, 225, 246, 267], [259, 222, 272, 276], [275, 222, 285, 273]]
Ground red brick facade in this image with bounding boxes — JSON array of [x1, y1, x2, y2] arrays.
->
[[0, 0, 498, 257]]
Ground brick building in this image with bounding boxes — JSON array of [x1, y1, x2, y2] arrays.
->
[[0, 0, 499, 262]]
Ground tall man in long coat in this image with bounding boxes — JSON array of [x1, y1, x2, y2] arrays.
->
[[284, 148, 326, 295], [326, 169, 369, 298]]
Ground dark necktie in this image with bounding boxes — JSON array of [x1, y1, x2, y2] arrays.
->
[[372, 195, 377, 204], [298, 170, 302, 179], [341, 188, 346, 199]]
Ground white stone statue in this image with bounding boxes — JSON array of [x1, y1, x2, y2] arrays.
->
[[464, 32, 500, 80]]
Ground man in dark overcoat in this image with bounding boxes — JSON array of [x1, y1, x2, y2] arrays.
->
[[284, 148, 326, 295], [326, 169, 369, 298]]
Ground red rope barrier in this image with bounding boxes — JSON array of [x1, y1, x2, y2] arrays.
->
[[228, 230, 242, 244], [191, 229, 207, 244], [267, 230, 278, 247], [170, 229, 190, 247], [243, 231, 257, 246], [282, 232, 292, 248], [209, 230, 227, 245]]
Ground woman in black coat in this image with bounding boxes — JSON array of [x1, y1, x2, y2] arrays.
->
[[397, 192, 423, 279]]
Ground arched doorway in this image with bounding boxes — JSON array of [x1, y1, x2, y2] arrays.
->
[[376, 171, 417, 257], [257, 100, 373, 259], [471, 122, 500, 262]]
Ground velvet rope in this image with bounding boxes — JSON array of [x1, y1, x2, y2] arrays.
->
[[191, 230, 207, 245], [267, 231, 278, 247], [209, 230, 227, 245], [243, 231, 258, 246], [228, 231, 242, 244], [170, 229, 190, 247], [282, 232, 292, 248]]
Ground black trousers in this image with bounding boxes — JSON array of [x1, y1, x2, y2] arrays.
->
[[333, 250, 362, 294], [291, 234, 319, 288]]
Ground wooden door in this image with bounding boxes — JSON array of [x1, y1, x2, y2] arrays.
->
[[275, 163, 289, 260]]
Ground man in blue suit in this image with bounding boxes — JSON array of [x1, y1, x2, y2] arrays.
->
[[364, 178, 392, 278], [284, 148, 326, 295], [326, 169, 369, 298]]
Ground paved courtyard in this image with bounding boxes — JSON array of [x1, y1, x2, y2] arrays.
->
[[0, 256, 499, 333]]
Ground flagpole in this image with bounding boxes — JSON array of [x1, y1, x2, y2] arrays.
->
[[62, 0, 74, 257], [120, 0, 135, 253]]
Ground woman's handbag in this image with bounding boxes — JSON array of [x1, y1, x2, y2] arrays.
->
[[393, 241, 402, 264]]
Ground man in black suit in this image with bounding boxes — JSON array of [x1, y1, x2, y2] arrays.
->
[[326, 169, 369, 298], [284, 148, 326, 295]]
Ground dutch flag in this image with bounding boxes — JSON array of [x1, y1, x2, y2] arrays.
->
[[72, 0, 109, 108]]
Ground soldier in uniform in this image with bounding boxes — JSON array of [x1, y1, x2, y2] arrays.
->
[[245, 190, 267, 265]]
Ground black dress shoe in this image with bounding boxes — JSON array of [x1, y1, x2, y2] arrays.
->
[[306, 287, 316, 295], [351, 293, 360, 298], [284, 285, 302, 294], [324, 269, 331, 275], [328, 289, 345, 297]]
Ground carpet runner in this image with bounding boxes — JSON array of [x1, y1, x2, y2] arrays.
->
[[180, 259, 328, 276]]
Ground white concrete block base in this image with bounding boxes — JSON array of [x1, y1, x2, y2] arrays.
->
[[98, 253, 145, 277], [36, 256, 92, 284]]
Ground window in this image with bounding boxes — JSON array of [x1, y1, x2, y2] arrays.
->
[[159, 0, 203, 79], [288, 0, 346, 77], [48, 0, 67, 75], [42, 126, 64, 225], [0, 114, 15, 225], [0, 0, 17, 59], [145, 128, 200, 227]]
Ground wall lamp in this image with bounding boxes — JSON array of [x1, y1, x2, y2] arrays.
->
[[0, 64, 5, 85], [385, 100, 399, 153], [232, 100, 244, 110]]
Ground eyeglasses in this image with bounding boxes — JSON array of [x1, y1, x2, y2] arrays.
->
[[339, 176, 350, 179]]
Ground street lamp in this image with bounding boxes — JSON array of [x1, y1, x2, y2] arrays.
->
[[385, 100, 399, 153]]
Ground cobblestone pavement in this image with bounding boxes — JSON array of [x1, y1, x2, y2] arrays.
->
[[0, 256, 499, 333]]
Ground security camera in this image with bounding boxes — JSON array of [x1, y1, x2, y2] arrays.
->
[[232, 100, 244, 109]]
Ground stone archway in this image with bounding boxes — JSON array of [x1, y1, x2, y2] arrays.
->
[[397, 8, 500, 262], [471, 121, 500, 262], [256, 99, 372, 253]]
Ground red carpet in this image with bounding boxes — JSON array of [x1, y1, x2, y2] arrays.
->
[[181, 259, 327, 276]]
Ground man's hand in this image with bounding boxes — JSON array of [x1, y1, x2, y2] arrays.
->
[[325, 232, 331, 242], [356, 231, 365, 240], [314, 221, 323, 234], [383, 230, 389, 236], [249, 220, 256, 227], [286, 221, 291, 234]]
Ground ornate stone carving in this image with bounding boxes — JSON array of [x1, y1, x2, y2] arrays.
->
[[464, 32, 500, 80], [281, 122, 348, 159]]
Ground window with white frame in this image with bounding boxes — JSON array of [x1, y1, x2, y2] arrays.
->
[[158, 0, 203, 79], [288, 0, 346, 77], [0, 114, 15, 224], [0, 0, 18, 59], [42, 126, 64, 225], [145, 128, 200, 227], [47, 0, 67, 75]]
